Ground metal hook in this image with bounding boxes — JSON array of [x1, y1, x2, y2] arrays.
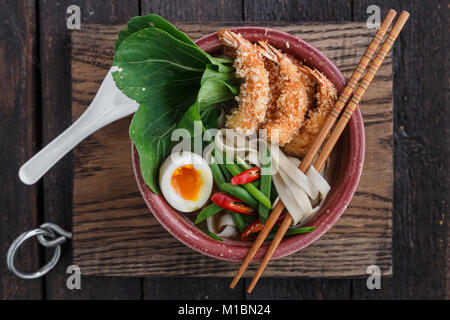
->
[[6, 223, 72, 280]]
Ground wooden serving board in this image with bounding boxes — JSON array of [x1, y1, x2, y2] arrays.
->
[[71, 22, 393, 277]]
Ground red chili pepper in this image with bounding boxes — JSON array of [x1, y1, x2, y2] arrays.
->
[[211, 193, 256, 215], [241, 211, 288, 240], [231, 167, 260, 185], [241, 221, 264, 240]]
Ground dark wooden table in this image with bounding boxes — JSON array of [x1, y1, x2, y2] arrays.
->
[[0, 0, 448, 300]]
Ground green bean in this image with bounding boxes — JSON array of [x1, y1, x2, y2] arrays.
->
[[213, 148, 224, 164], [210, 156, 226, 189], [224, 160, 242, 177], [221, 152, 269, 208], [231, 212, 246, 233], [213, 151, 233, 181], [220, 183, 258, 208], [258, 143, 272, 223], [243, 182, 271, 209], [235, 155, 253, 171], [195, 203, 223, 224], [241, 214, 258, 225], [266, 226, 316, 240], [220, 151, 242, 175], [220, 164, 233, 181], [200, 227, 224, 241]]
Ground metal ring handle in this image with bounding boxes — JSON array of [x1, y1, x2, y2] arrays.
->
[[6, 223, 72, 280], [37, 223, 72, 247]]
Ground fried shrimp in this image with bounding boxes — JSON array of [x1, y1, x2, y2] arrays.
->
[[283, 66, 338, 157], [258, 41, 309, 146], [217, 30, 270, 136], [263, 59, 282, 120]]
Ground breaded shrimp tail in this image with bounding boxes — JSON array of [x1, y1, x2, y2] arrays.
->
[[217, 30, 270, 136], [258, 41, 309, 146], [283, 66, 338, 157]]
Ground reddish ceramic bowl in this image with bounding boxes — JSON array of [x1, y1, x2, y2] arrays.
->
[[132, 27, 365, 261]]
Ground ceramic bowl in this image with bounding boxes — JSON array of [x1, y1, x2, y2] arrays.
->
[[132, 27, 365, 261]]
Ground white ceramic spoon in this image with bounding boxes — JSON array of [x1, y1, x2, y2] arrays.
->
[[19, 68, 139, 185]]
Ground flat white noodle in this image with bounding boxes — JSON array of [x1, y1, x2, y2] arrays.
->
[[246, 151, 260, 166], [289, 156, 301, 167], [272, 174, 304, 224], [215, 129, 248, 154], [297, 196, 325, 226], [206, 212, 238, 238], [307, 166, 331, 196], [215, 128, 260, 167], [274, 171, 313, 225], [295, 166, 332, 226], [271, 150, 331, 225], [272, 196, 280, 207], [278, 170, 312, 215], [269, 145, 319, 199], [216, 225, 237, 238]]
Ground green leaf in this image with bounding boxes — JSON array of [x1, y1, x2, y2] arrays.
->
[[113, 27, 210, 106], [176, 65, 239, 135], [176, 104, 203, 136], [115, 14, 233, 73], [115, 14, 197, 51], [113, 15, 238, 194], [130, 103, 181, 193], [201, 108, 220, 130]]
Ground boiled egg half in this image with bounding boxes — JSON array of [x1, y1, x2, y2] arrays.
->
[[159, 151, 213, 212]]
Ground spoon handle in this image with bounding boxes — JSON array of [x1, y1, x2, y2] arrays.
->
[[19, 69, 138, 185]]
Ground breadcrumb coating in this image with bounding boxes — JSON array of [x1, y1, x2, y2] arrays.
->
[[217, 30, 270, 136], [283, 66, 338, 157], [258, 41, 309, 146], [263, 59, 282, 121]]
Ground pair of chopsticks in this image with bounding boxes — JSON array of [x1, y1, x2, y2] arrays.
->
[[231, 9, 410, 293]]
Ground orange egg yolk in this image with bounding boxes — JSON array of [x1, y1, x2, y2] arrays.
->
[[170, 165, 203, 201]]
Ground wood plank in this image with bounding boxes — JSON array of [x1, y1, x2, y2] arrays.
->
[[140, 0, 246, 300], [142, 0, 244, 21], [244, 0, 352, 21], [0, 0, 43, 300], [39, 0, 142, 299], [351, 0, 449, 300], [71, 21, 393, 279]]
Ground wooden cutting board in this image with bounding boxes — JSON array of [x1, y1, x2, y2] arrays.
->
[[71, 22, 393, 277]]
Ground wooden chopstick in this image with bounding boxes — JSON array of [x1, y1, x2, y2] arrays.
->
[[229, 9, 398, 290], [246, 11, 410, 294]]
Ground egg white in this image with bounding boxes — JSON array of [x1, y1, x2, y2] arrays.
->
[[159, 151, 213, 213]]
